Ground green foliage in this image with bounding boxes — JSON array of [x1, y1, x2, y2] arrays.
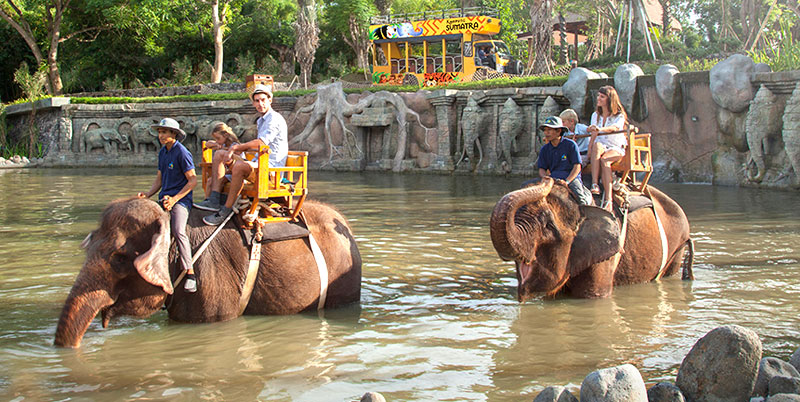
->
[[13, 62, 48, 101], [0, 103, 6, 148], [0, 140, 46, 159], [102, 75, 125, 91], [674, 57, 721, 72], [749, 19, 800, 72]]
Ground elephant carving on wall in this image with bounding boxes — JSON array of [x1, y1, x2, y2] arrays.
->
[[81, 124, 131, 153], [745, 85, 781, 183], [489, 178, 694, 301], [456, 96, 490, 172], [125, 119, 159, 153], [54, 197, 362, 347], [498, 98, 524, 173], [194, 119, 225, 151]]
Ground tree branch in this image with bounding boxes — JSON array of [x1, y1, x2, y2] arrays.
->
[[4, 0, 23, 17], [60, 24, 113, 42]]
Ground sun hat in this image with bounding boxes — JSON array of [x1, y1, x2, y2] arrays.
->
[[249, 84, 273, 101], [538, 116, 567, 132], [151, 118, 187, 142]]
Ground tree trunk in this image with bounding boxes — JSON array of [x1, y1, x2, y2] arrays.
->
[[343, 14, 370, 79], [210, 0, 225, 83], [47, 6, 64, 95], [271, 44, 296, 77], [294, 0, 320, 89], [530, 0, 554, 75]]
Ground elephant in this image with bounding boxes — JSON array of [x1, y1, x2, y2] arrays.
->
[[54, 197, 362, 348], [129, 120, 160, 153], [498, 97, 524, 173], [489, 178, 693, 301], [82, 127, 131, 153], [455, 96, 490, 172]]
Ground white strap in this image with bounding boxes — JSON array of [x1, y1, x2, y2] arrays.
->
[[652, 203, 670, 280], [238, 240, 262, 314], [307, 233, 329, 310]]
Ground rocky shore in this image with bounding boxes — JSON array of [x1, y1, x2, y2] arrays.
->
[[358, 325, 800, 402], [0, 155, 39, 168]]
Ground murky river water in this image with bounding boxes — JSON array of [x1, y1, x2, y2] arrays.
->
[[1, 168, 799, 401]]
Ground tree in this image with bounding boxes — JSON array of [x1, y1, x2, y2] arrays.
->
[[0, 0, 112, 95], [295, 0, 319, 88], [529, 0, 555, 74], [327, 0, 376, 77], [207, 0, 230, 83]]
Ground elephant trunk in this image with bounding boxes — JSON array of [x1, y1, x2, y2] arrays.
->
[[490, 178, 554, 262], [54, 272, 114, 348]]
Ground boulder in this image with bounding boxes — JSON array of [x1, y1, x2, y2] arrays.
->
[[790, 348, 800, 372], [22, 156, 30, 164], [12, 155, 22, 164], [766, 394, 800, 401], [562, 67, 601, 116], [710, 54, 757, 113], [754, 357, 800, 397], [768, 376, 800, 396], [360, 392, 386, 402], [754, 63, 772, 73], [614, 63, 644, 112], [648, 382, 686, 402], [656, 64, 681, 113], [580, 364, 647, 402], [676, 325, 762, 402], [533, 385, 579, 402]]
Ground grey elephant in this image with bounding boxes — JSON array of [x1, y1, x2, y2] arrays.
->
[[82, 127, 131, 153], [129, 120, 159, 153], [54, 197, 362, 348], [455, 96, 490, 172], [745, 85, 781, 183], [498, 98, 524, 173]]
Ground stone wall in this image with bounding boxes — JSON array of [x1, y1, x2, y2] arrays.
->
[[5, 62, 800, 189]]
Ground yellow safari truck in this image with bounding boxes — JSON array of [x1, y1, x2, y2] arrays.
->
[[368, 8, 525, 87]]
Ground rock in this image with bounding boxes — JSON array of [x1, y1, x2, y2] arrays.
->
[[754, 63, 772, 73], [656, 64, 681, 113], [769, 376, 800, 396], [360, 392, 386, 402], [580, 364, 647, 402], [676, 325, 762, 402], [710, 54, 757, 113], [717, 108, 749, 152], [0, 157, 5, 163], [598, 72, 609, 78], [533, 385, 579, 402], [562, 67, 601, 116], [766, 394, 800, 401], [614, 63, 644, 112], [753, 398, 766, 402], [790, 347, 800, 372], [648, 382, 686, 402], [754, 357, 800, 396], [22, 156, 30, 164], [12, 155, 22, 164]]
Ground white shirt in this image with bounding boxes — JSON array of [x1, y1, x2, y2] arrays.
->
[[256, 108, 288, 167], [590, 112, 627, 151]]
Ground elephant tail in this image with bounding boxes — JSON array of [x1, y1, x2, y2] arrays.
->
[[681, 238, 694, 280]]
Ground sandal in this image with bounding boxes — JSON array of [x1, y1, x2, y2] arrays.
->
[[590, 183, 601, 195], [600, 199, 613, 212]]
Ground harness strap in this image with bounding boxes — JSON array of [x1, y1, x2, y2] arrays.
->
[[609, 195, 631, 273], [647, 189, 670, 280], [307, 233, 329, 310], [238, 239, 262, 315]]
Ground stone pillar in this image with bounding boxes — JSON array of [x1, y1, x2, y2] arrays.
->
[[426, 89, 458, 171], [59, 105, 76, 154]]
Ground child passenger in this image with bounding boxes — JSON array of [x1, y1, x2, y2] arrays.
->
[[137, 117, 199, 293], [199, 123, 240, 199]]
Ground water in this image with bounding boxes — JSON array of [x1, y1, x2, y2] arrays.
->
[[1, 168, 799, 401]]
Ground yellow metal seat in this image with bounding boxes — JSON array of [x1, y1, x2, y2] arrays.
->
[[201, 142, 308, 226]]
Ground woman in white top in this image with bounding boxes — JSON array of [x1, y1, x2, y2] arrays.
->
[[587, 85, 627, 211]]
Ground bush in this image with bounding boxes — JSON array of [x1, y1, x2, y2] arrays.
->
[[749, 20, 800, 72]]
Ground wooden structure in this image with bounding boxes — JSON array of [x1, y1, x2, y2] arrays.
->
[[611, 125, 653, 192], [200, 142, 308, 227]]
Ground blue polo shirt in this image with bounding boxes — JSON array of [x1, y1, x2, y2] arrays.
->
[[158, 141, 194, 209], [537, 137, 581, 181]]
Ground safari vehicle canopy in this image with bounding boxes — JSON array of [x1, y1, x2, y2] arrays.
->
[[368, 7, 525, 87]]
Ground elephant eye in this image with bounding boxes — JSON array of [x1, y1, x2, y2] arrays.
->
[[109, 250, 133, 274], [545, 221, 562, 241]]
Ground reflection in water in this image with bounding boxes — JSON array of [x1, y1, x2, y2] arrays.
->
[[0, 170, 799, 401]]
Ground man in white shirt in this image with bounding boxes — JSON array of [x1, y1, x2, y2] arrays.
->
[[201, 84, 288, 225]]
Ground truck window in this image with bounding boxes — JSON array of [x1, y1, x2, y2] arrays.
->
[[446, 40, 462, 72]]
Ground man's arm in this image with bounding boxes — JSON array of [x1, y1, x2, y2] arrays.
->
[[539, 168, 549, 178], [565, 163, 582, 183], [138, 171, 162, 198], [231, 138, 267, 153], [162, 169, 197, 211]]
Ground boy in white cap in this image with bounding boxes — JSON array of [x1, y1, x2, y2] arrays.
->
[[137, 117, 199, 292], [534, 116, 593, 206], [196, 84, 288, 225]]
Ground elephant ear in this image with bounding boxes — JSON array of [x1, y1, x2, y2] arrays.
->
[[100, 130, 113, 141], [133, 217, 173, 294], [567, 206, 622, 276]]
